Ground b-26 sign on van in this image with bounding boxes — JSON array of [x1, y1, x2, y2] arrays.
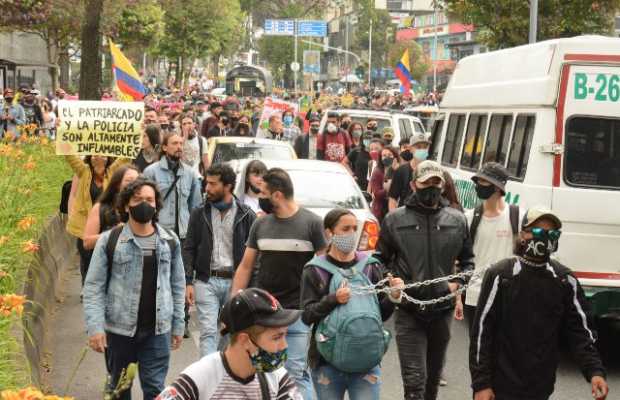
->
[[574, 72, 620, 102]]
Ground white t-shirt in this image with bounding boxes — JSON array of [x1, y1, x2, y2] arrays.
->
[[182, 134, 208, 176], [465, 205, 521, 306], [156, 352, 301, 400], [242, 194, 261, 214]]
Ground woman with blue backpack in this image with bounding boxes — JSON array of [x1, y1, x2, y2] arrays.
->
[[300, 208, 403, 400]]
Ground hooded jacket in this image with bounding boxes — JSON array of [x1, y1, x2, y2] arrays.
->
[[375, 193, 475, 316]]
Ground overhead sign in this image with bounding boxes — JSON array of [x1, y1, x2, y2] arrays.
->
[[56, 100, 144, 158], [264, 19, 295, 36], [297, 20, 328, 37], [303, 50, 321, 74]]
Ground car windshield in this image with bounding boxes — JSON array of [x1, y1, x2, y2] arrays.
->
[[287, 169, 365, 209], [213, 142, 293, 164], [350, 116, 391, 131]]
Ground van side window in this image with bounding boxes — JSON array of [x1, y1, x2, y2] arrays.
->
[[460, 113, 488, 170], [429, 114, 445, 161], [483, 114, 513, 165], [399, 119, 413, 142], [507, 114, 536, 179], [565, 117, 620, 189], [442, 114, 466, 166]]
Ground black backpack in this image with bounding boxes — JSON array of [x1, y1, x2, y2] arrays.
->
[[104, 225, 177, 293], [469, 204, 520, 243]]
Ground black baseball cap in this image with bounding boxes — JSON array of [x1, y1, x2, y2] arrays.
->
[[219, 288, 301, 335], [472, 162, 509, 194]]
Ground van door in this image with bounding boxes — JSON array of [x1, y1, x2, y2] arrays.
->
[[552, 64, 620, 287]]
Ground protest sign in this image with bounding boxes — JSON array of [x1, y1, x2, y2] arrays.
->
[[56, 100, 144, 158], [257, 98, 299, 137]]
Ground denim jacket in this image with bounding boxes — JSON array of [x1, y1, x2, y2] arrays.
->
[[0, 103, 26, 136], [83, 223, 186, 337], [143, 157, 203, 239]]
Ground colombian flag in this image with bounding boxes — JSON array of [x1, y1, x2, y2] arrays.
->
[[394, 49, 412, 96], [109, 39, 145, 101]]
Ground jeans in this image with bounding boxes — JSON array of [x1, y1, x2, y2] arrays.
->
[[313, 364, 381, 400], [194, 277, 231, 357], [286, 318, 314, 400], [106, 331, 171, 400], [394, 309, 452, 400]]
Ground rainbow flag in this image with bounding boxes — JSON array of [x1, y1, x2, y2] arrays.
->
[[394, 49, 413, 96], [109, 39, 145, 101]]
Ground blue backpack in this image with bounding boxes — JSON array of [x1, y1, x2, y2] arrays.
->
[[310, 254, 391, 373]]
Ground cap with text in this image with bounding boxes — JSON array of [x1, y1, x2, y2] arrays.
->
[[413, 160, 445, 183]]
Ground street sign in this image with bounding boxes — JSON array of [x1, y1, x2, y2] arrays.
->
[[303, 50, 320, 74], [297, 20, 328, 37], [290, 62, 300, 72], [264, 19, 295, 36]]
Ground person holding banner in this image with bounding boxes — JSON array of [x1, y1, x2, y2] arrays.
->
[[65, 154, 130, 285]]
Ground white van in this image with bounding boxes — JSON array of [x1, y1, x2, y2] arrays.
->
[[431, 35, 620, 320]]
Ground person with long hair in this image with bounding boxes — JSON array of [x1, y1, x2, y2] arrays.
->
[[134, 125, 162, 172], [369, 146, 399, 221], [300, 208, 402, 400], [342, 124, 373, 191], [240, 160, 267, 215], [82, 165, 140, 250], [65, 154, 130, 285], [441, 170, 463, 212]]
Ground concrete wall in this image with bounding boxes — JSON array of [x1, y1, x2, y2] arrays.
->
[[21, 214, 76, 387], [0, 31, 54, 93]]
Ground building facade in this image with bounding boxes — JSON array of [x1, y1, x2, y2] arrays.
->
[[0, 32, 56, 94]]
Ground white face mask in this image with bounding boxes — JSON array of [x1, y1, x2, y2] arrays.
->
[[327, 123, 338, 133], [331, 232, 357, 254]]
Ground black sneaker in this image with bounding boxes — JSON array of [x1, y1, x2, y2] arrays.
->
[[183, 322, 190, 339]]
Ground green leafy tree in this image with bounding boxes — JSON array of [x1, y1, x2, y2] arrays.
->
[[353, 0, 393, 69], [0, 0, 50, 27], [117, 0, 165, 52], [444, 0, 620, 49], [386, 40, 431, 82]]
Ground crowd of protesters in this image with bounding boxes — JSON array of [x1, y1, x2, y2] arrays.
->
[[22, 80, 606, 400]]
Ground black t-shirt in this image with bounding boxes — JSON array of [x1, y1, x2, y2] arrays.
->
[[347, 147, 371, 191], [246, 207, 327, 309], [388, 163, 414, 206], [135, 232, 158, 334]]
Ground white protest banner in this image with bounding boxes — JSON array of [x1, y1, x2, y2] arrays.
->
[[56, 100, 144, 158], [258, 97, 299, 136]]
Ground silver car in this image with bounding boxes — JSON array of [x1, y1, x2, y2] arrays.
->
[[234, 159, 380, 252]]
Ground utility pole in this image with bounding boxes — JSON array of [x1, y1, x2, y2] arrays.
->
[[529, 0, 538, 44], [368, 19, 373, 87], [432, 3, 438, 92], [345, 14, 349, 78], [294, 19, 298, 94]]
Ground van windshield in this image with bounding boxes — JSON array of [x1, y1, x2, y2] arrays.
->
[[350, 117, 391, 132], [565, 116, 620, 189]]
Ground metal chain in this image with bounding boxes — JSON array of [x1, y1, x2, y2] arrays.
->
[[347, 270, 477, 308]]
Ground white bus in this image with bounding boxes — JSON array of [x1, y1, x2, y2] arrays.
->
[[431, 35, 620, 324]]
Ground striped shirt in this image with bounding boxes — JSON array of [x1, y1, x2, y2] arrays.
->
[[156, 352, 301, 400]]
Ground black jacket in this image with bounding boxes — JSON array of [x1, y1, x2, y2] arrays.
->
[[470, 257, 606, 399], [375, 193, 475, 316], [182, 199, 256, 285]]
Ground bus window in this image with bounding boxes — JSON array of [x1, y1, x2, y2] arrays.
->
[[507, 114, 536, 179], [442, 114, 466, 167], [483, 114, 513, 165], [565, 116, 620, 189], [460, 113, 488, 170], [399, 119, 413, 142], [428, 114, 445, 161]]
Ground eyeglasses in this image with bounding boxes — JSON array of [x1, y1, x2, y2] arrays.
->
[[530, 227, 562, 241]]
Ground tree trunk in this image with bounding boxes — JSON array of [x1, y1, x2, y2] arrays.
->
[[78, 0, 104, 100], [59, 50, 71, 89], [175, 56, 182, 87]]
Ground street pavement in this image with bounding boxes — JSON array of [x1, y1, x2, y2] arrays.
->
[[47, 264, 618, 399]]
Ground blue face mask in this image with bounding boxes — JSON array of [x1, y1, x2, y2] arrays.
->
[[283, 115, 293, 126], [414, 149, 429, 161], [212, 200, 233, 211]]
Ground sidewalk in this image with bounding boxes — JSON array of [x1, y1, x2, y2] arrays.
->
[[45, 264, 201, 399]]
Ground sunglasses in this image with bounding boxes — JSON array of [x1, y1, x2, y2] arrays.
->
[[530, 227, 562, 241]]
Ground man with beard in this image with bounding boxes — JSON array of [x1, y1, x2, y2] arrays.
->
[[470, 207, 608, 400], [179, 113, 209, 177], [376, 160, 475, 400], [183, 164, 256, 357], [316, 112, 352, 162], [200, 102, 223, 137], [21, 89, 43, 128]]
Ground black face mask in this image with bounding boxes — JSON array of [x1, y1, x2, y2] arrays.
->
[[258, 197, 274, 214], [341, 121, 350, 130], [4, 97, 13, 103], [367, 125, 377, 132], [248, 183, 261, 194], [129, 201, 156, 224], [382, 157, 394, 167], [400, 150, 413, 162], [522, 238, 552, 263], [160, 124, 170, 131], [417, 186, 442, 208], [475, 184, 496, 200], [310, 126, 319, 134]]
